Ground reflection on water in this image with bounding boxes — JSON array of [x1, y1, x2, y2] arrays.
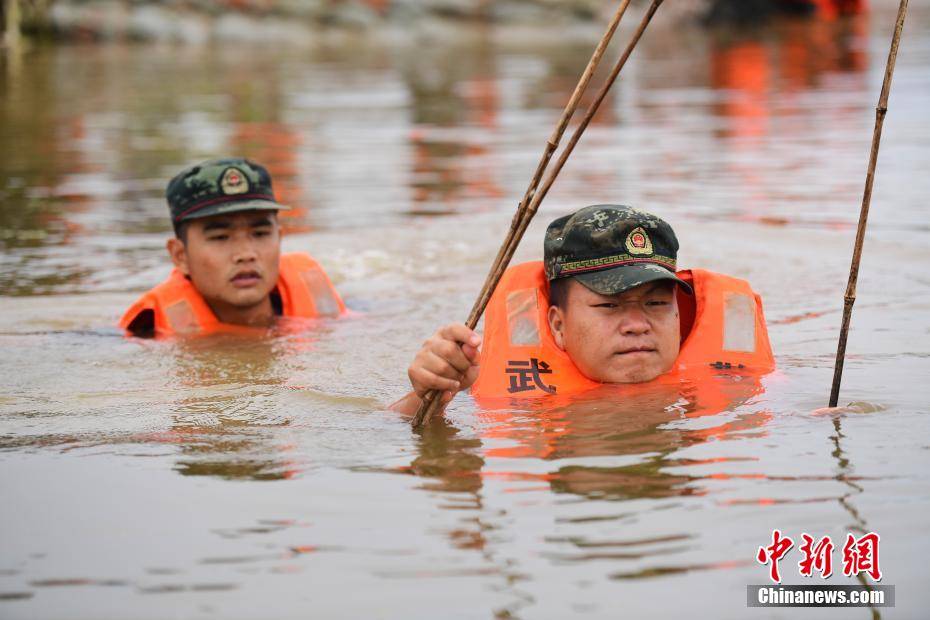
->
[[2, 3, 930, 618], [167, 336, 297, 481], [442, 374, 769, 515], [4, 8, 920, 296]]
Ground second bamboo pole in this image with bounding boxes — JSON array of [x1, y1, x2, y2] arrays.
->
[[829, 0, 909, 407]]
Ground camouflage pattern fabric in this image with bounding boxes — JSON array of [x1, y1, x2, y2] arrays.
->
[[166, 157, 289, 224], [544, 204, 692, 296]]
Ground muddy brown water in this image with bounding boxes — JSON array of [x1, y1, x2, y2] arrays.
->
[[1, 4, 929, 619]]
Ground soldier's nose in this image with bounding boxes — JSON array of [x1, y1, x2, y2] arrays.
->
[[618, 306, 650, 334]]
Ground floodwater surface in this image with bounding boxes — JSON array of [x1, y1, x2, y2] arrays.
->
[[2, 3, 930, 619]]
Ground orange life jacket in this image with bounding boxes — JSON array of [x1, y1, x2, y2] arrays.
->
[[119, 252, 345, 337], [470, 261, 774, 400]]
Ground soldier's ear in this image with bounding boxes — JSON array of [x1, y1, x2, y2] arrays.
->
[[167, 237, 190, 276], [548, 304, 566, 350]]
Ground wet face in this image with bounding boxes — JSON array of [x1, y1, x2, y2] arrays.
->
[[167, 211, 281, 314], [547, 279, 681, 383]]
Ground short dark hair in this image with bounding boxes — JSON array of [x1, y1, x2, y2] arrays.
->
[[548, 277, 571, 309], [174, 220, 190, 243]]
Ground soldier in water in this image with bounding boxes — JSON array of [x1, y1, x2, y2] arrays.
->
[[120, 158, 344, 337], [392, 204, 774, 415]]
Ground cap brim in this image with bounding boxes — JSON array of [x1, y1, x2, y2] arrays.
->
[[572, 263, 693, 296], [178, 199, 290, 222]]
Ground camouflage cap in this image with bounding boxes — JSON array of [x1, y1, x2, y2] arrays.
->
[[544, 204, 692, 296], [166, 158, 289, 225]]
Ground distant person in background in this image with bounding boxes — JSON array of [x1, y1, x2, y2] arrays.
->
[[702, 0, 864, 25], [120, 158, 344, 337]]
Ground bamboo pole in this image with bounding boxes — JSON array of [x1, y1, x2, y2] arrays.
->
[[412, 0, 665, 429], [410, 0, 636, 430], [480, 0, 633, 286], [495, 0, 665, 281], [829, 0, 909, 408], [465, 0, 637, 340]]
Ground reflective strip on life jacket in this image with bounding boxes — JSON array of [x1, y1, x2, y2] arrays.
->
[[470, 261, 774, 400], [119, 252, 345, 337], [675, 268, 775, 372]]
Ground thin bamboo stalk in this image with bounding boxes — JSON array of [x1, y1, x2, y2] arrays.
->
[[412, 0, 665, 429], [480, 0, 633, 288], [409, 2, 632, 429], [829, 0, 909, 407], [495, 0, 665, 284]]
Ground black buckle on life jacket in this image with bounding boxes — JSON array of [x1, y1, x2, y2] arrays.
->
[[710, 361, 745, 370]]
